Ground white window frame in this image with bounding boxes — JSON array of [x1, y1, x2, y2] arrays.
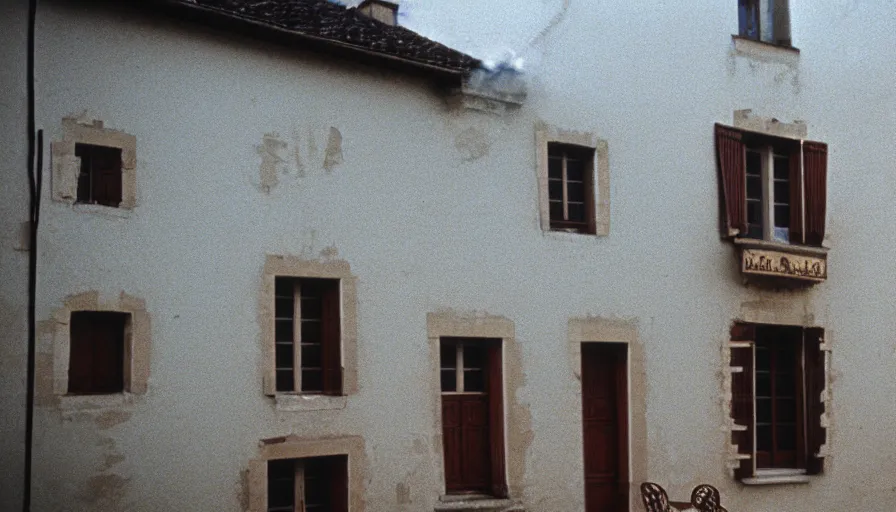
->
[[746, 143, 803, 245], [440, 343, 485, 396]]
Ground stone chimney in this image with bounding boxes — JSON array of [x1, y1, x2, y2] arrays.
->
[[357, 0, 399, 26]]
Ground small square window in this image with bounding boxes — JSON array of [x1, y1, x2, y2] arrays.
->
[[75, 143, 123, 207], [266, 455, 348, 512], [738, 0, 792, 46], [274, 277, 342, 395], [547, 142, 596, 234], [68, 311, 129, 395]]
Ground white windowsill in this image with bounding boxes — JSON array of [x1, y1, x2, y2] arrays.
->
[[742, 469, 810, 486], [72, 203, 132, 218], [274, 393, 347, 412], [58, 392, 135, 412]]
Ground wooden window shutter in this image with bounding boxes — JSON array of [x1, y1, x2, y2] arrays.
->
[[804, 327, 827, 475], [715, 125, 747, 237], [730, 323, 755, 480], [803, 141, 828, 246], [788, 143, 804, 244], [327, 455, 349, 512], [487, 342, 508, 498], [321, 282, 343, 396]]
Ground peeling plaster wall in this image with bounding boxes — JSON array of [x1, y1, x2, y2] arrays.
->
[[0, 0, 895, 511]]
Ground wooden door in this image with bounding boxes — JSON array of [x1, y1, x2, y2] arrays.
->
[[441, 339, 505, 495], [582, 343, 628, 512]]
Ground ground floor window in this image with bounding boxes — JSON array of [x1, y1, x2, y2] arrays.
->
[[267, 455, 348, 512], [730, 323, 827, 480]]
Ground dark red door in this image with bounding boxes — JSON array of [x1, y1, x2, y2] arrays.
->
[[582, 343, 628, 512], [441, 339, 505, 494]]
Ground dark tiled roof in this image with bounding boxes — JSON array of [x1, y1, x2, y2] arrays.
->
[[164, 0, 481, 74]]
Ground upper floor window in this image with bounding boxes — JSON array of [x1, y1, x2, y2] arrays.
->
[[548, 142, 596, 234], [715, 125, 828, 247], [75, 143, 123, 207], [274, 277, 342, 395], [738, 0, 792, 47]]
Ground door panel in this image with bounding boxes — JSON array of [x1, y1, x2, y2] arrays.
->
[[582, 343, 628, 512], [443, 394, 491, 493]]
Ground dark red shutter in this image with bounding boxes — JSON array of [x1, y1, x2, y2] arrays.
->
[[487, 342, 508, 498], [730, 323, 755, 480], [715, 125, 747, 237], [789, 143, 804, 245], [328, 455, 349, 512], [804, 328, 826, 475], [803, 142, 828, 246], [321, 282, 342, 396]]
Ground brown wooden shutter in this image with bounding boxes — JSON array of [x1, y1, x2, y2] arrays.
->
[[730, 323, 755, 480], [788, 143, 804, 245], [327, 455, 349, 512], [803, 141, 828, 246], [804, 327, 826, 475], [321, 281, 343, 396], [715, 124, 747, 237], [487, 342, 508, 498]]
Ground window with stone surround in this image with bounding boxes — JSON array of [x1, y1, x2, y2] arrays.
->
[[715, 124, 828, 247], [267, 455, 348, 512], [535, 126, 609, 237], [729, 323, 829, 484], [68, 311, 129, 394]]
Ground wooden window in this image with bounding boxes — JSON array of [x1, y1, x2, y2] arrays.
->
[[738, 0, 791, 45], [274, 277, 342, 395], [75, 143, 123, 207], [715, 125, 826, 246], [68, 311, 129, 394], [440, 342, 486, 394], [267, 455, 348, 512], [729, 323, 828, 479], [547, 142, 596, 234]]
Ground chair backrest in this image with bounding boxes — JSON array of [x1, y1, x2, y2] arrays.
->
[[640, 482, 673, 512], [690, 484, 727, 512]]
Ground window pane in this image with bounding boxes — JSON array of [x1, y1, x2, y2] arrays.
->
[[549, 201, 563, 221], [774, 205, 790, 228], [566, 181, 586, 203], [777, 424, 797, 450], [302, 344, 322, 368], [773, 155, 790, 180], [565, 158, 585, 182], [300, 297, 323, 319], [463, 345, 485, 370], [275, 343, 294, 369], [464, 369, 485, 392], [756, 397, 773, 422], [548, 179, 563, 201], [275, 279, 292, 297], [756, 346, 770, 370], [746, 149, 762, 175], [276, 369, 294, 392], [774, 181, 790, 205], [441, 369, 457, 392], [302, 369, 323, 392], [776, 398, 797, 422], [756, 372, 771, 397], [548, 155, 563, 179], [275, 297, 294, 319], [747, 176, 762, 200], [275, 319, 294, 342], [746, 200, 762, 224], [267, 460, 295, 508], [440, 344, 456, 369], [756, 424, 772, 451], [301, 321, 321, 343], [775, 370, 796, 395], [567, 202, 586, 222]]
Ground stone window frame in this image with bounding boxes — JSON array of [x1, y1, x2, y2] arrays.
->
[[247, 435, 365, 512], [535, 124, 610, 237], [260, 255, 359, 411], [50, 291, 151, 408], [568, 317, 647, 512], [51, 116, 137, 210], [426, 312, 524, 500], [723, 303, 832, 486]]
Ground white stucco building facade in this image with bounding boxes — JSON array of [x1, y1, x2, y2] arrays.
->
[[1, 0, 895, 511]]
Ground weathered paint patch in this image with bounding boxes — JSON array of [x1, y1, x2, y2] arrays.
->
[[396, 481, 411, 505], [256, 132, 288, 193], [323, 127, 343, 171], [95, 409, 132, 430], [454, 126, 490, 162], [82, 473, 129, 508]]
